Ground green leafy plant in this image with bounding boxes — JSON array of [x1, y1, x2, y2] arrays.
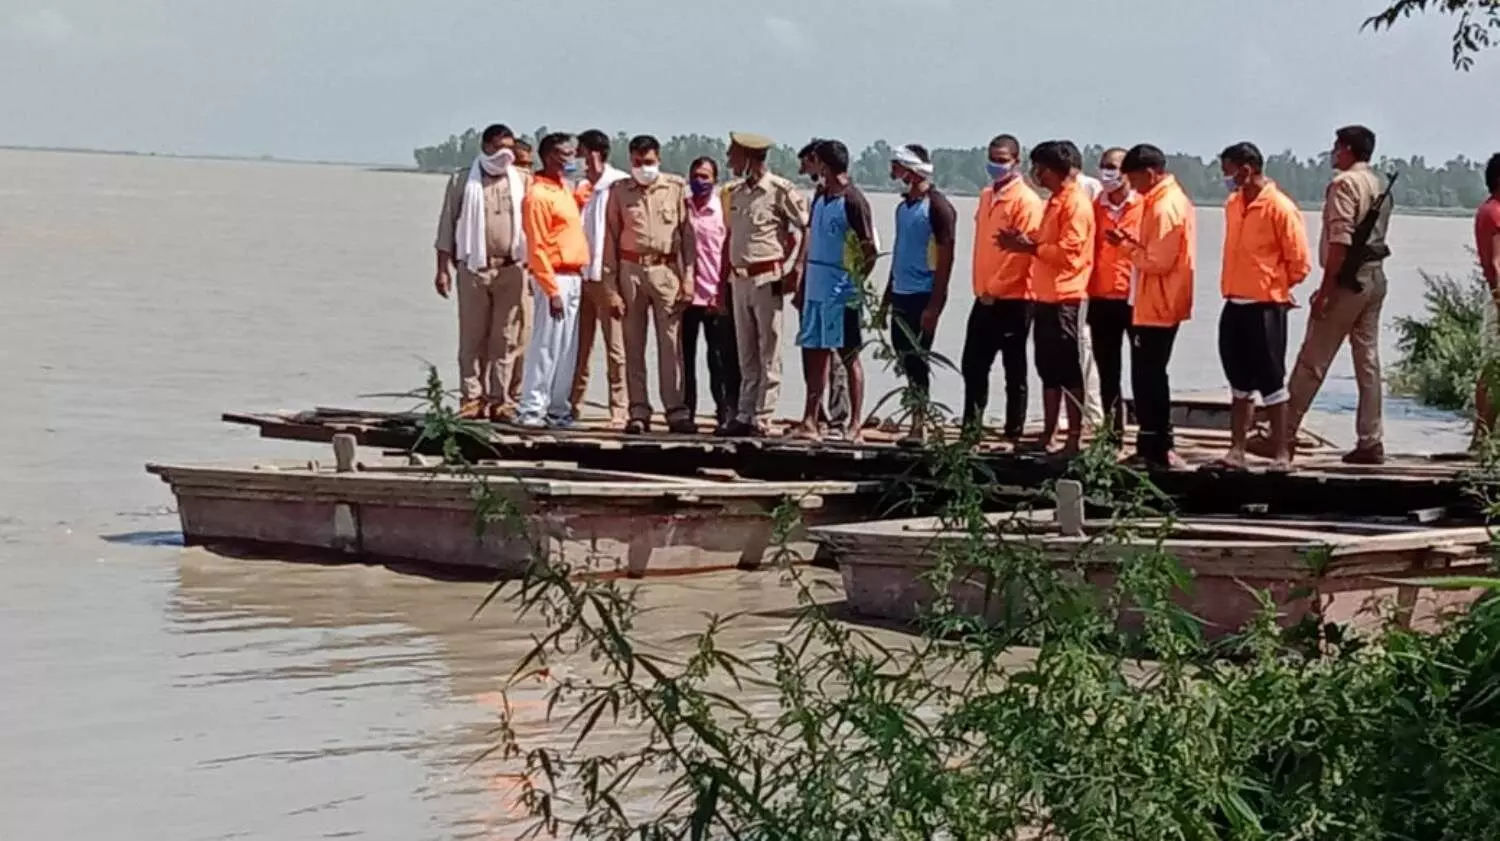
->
[[1388, 267, 1497, 413], [409, 292, 1500, 839]]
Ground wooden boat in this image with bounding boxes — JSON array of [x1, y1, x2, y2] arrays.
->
[[811, 492, 1495, 640], [148, 441, 886, 577], [221, 405, 1489, 519]]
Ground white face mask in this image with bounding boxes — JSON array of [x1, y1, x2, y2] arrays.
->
[[632, 164, 660, 186], [1100, 168, 1124, 191], [479, 148, 515, 176]]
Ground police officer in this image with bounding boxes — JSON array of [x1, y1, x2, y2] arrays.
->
[[602, 134, 697, 435], [718, 132, 809, 437]]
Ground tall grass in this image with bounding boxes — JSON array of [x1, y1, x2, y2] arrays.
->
[[1389, 267, 1497, 413]]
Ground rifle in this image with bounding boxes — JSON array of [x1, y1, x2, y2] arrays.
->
[[1335, 170, 1399, 293]]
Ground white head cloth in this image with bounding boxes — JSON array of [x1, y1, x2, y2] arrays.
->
[[890, 145, 934, 178]]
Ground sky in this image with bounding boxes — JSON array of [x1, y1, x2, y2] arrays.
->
[[1, 0, 1496, 166]]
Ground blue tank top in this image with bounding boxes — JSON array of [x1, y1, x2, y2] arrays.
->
[[892, 196, 935, 295], [805, 194, 853, 304]]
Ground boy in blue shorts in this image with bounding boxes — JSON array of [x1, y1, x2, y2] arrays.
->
[[790, 140, 877, 442]]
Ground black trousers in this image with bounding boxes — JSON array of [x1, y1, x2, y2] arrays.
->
[[682, 304, 740, 424], [889, 291, 934, 403], [1032, 301, 1084, 390], [1130, 324, 1179, 463], [960, 298, 1032, 435], [1086, 298, 1133, 436]]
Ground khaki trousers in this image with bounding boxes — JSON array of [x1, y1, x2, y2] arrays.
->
[[457, 264, 527, 406], [570, 279, 627, 422], [1286, 268, 1387, 448], [621, 262, 688, 423], [732, 275, 784, 426], [509, 285, 532, 402]]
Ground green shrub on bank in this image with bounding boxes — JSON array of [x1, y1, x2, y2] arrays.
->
[[1389, 267, 1495, 413], [413, 315, 1500, 839]]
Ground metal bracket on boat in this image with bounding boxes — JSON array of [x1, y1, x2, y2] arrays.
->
[[332, 434, 357, 473], [1054, 480, 1084, 537]]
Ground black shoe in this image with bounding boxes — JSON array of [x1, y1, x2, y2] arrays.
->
[[667, 418, 698, 435], [715, 420, 749, 437], [624, 419, 649, 435]]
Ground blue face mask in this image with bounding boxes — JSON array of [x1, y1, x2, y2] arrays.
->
[[985, 161, 1014, 182], [1223, 175, 1239, 193], [562, 158, 582, 178]]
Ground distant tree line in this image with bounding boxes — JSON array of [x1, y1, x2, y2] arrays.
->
[[412, 127, 1494, 210]]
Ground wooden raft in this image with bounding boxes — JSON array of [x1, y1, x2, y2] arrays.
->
[[221, 406, 1491, 519], [149, 454, 884, 577], [810, 508, 1496, 640]]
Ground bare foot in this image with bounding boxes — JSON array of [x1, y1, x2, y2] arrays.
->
[[1268, 454, 1294, 474], [788, 421, 822, 443], [1210, 449, 1248, 471], [1164, 450, 1188, 470], [1051, 435, 1081, 457], [846, 426, 865, 444]]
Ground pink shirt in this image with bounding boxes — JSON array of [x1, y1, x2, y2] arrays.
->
[[688, 193, 727, 306], [1476, 196, 1500, 284]]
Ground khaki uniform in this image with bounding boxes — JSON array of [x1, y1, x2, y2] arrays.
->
[[435, 168, 531, 406], [603, 173, 695, 424], [1287, 162, 1392, 448], [726, 172, 808, 425], [571, 173, 629, 423]]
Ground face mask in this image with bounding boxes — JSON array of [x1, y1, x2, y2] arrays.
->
[[632, 164, 660, 186], [479, 148, 515, 176], [985, 161, 1014, 182], [562, 158, 582, 178], [690, 177, 714, 198], [1223, 175, 1239, 192], [1099, 168, 1124, 191]]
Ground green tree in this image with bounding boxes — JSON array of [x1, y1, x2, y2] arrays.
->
[[1365, 0, 1500, 69], [413, 130, 1492, 211]]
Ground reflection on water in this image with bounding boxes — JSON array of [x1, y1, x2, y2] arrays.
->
[[0, 147, 1479, 839], [169, 551, 840, 839]]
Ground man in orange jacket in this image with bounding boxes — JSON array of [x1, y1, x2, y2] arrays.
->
[[1114, 144, 1196, 468], [997, 140, 1096, 455], [1215, 141, 1311, 471], [1087, 146, 1143, 441]]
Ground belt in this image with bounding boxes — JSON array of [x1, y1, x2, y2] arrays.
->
[[620, 249, 673, 267], [553, 265, 584, 275], [493, 257, 519, 268], [735, 259, 781, 277]]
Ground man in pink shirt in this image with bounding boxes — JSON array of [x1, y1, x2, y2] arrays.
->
[[682, 156, 741, 428], [1472, 153, 1500, 445]]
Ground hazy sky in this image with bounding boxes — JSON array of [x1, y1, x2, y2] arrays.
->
[[2, 0, 1496, 165]]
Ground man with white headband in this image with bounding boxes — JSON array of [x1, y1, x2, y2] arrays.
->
[[886, 144, 956, 444], [433, 123, 529, 420]]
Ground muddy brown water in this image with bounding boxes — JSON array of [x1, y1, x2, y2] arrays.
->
[[0, 148, 1480, 838]]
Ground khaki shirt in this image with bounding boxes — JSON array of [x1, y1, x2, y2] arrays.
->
[[434, 168, 531, 273], [1319, 162, 1390, 271], [602, 173, 693, 288], [726, 172, 807, 279]]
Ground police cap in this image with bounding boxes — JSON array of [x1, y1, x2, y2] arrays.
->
[[729, 132, 774, 151]]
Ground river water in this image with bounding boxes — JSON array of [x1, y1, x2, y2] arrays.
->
[[0, 149, 1481, 839]]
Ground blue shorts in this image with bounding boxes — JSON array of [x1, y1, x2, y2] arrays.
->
[[797, 299, 861, 351]]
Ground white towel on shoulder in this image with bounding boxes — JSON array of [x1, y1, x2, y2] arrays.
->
[[455, 153, 525, 273]]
